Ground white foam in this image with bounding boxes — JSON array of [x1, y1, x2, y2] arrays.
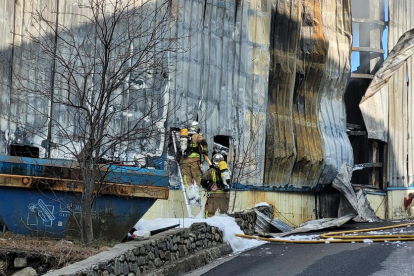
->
[[135, 215, 265, 252]]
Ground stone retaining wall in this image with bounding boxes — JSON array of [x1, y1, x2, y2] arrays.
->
[[46, 223, 231, 276]]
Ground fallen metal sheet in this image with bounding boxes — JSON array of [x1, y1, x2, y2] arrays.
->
[[270, 219, 294, 233], [360, 28, 414, 103], [254, 209, 272, 236], [360, 28, 414, 142], [271, 213, 355, 237], [332, 164, 379, 222]]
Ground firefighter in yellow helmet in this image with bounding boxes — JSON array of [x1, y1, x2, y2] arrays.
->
[[180, 122, 208, 200], [201, 153, 231, 217]]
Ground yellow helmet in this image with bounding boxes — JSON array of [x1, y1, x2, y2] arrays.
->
[[180, 128, 189, 136], [218, 160, 228, 171]]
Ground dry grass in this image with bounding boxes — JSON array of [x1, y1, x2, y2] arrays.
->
[[0, 232, 113, 267]]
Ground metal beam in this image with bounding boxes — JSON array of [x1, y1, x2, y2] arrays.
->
[[352, 18, 386, 26], [347, 130, 367, 136], [350, 73, 374, 79], [354, 163, 383, 169], [352, 47, 384, 54], [0, 174, 169, 199]]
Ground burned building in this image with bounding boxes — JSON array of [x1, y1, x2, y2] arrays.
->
[[0, 0, 412, 228]]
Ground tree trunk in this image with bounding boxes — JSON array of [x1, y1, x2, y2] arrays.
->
[[81, 166, 95, 246]]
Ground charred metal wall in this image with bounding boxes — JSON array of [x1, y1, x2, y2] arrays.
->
[[0, 0, 354, 188], [264, 0, 353, 189]]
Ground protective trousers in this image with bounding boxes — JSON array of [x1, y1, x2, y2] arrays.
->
[[180, 159, 202, 187], [205, 192, 230, 217]]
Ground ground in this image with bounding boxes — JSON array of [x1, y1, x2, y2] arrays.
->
[[0, 232, 112, 270]]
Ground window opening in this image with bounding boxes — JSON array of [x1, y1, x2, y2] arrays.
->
[[9, 144, 40, 158]]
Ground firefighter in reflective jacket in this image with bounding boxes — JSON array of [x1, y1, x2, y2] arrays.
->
[[180, 122, 208, 190], [201, 153, 231, 217]]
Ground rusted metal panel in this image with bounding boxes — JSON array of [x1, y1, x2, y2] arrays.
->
[[264, 0, 301, 186], [0, 175, 169, 199], [289, 0, 326, 188], [265, 0, 353, 188]]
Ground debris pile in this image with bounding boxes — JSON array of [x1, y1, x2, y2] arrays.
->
[[230, 205, 274, 235]]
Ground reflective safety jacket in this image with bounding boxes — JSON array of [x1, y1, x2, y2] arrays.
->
[[184, 133, 208, 159], [201, 167, 230, 193]]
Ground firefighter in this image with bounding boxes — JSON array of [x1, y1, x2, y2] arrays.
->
[[201, 153, 231, 217], [180, 122, 208, 200]]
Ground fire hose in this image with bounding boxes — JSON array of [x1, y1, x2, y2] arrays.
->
[[236, 222, 414, 243]]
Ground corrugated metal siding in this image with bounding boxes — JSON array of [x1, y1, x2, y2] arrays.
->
[[168, 0, 270, 185], [264, 0, 352, 188], [0, 0, 354, 188], [264, 0, 301, 186], [318, 0, 353, 184], [9, 0, 55, 155], [387, 0, 414, 187], [0, 0, 14, 154]]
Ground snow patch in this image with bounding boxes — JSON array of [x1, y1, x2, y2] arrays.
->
[[135, 215, 265, 252], [254, 202, 270, 207], [363, 239, 373, 244]]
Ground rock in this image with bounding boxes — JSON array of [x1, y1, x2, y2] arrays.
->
[[153, 246, 159, 258], [147, 260, 156, 270], [102, 271, 109, 276], [190, 223, 208, 232], [154, 258, 162, 268], [14, 258, 27, 269], [173, 235, 180, 243], [148, 251, 155, 260], [132, 262, 139, 274], [159, 250, 165, 259], [179, 245, 186, 257], [114, 258, 121, 275], [106, 263, 114, 274], [122, 262, 129, 275], [215, 233, 220, 241], [137, 256, 146, 266], [11, 267, 37, 276], [126, 251, 136, 262]]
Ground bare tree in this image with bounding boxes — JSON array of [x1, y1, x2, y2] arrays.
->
[[5, 0, 180, 245], [229, 112, 265, 212]]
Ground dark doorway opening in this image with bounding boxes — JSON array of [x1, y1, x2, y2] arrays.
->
[[213, 135, 230, 162]]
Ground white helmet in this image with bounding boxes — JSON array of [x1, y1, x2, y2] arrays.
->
[[188, 121, 200, 134], [212, 153, 224, 167]]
